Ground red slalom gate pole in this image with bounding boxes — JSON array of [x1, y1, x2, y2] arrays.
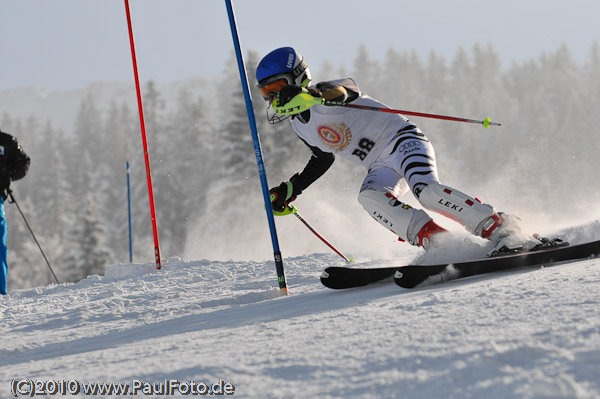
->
[[124, 0, 162, 269]]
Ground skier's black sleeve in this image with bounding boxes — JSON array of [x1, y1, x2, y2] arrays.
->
[[292, 138, 335, 192]]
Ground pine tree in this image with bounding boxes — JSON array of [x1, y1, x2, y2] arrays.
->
[[102, 101, 139, 261], [381, 48, 424, 108], [62, 151, 114, 281], [169, 86, 218, 228], [217, 52, 258, 180], [353, 45, 382, 95]]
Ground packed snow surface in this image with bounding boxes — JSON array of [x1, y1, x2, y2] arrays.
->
[[1, 223, 600, 398]]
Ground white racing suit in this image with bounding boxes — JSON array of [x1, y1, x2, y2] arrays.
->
[[288, 78, 501, 247]]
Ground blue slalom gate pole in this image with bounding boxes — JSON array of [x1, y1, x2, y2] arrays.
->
[[224, 0, 288, 296], [127, 161, 133, 263]]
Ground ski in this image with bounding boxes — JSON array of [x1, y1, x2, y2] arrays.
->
[[321, 239, 600, 290], [394, 239, 600, 288], [320, 266, 398, 289]]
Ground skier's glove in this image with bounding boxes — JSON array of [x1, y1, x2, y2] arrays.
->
[[269, 173, 302, 213]]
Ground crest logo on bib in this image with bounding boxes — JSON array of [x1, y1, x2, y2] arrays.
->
[[317, 123, 352, 152]]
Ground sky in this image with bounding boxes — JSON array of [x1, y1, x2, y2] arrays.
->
[[1, 0, 599, 92]]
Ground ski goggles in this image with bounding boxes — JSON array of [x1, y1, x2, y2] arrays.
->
[[258, 77, 289, 100]]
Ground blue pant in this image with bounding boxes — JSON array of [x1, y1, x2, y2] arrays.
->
[[0, 198, 7, 295]]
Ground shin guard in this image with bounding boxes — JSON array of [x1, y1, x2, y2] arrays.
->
[[358, 189, 431, 245], [417, 182, 495, 236]]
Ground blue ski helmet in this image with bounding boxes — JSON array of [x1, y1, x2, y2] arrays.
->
[[256, 47, 311, 90]]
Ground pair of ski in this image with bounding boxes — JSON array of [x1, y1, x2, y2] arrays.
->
[[320, 239, 600, 290]]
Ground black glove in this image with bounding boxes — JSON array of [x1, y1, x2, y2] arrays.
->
[[269, 174, 302, 212], [0, 169, 10, 201], [277, 85, 322, 107]]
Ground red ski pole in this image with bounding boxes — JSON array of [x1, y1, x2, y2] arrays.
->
[[289, 206, 353, 263], [272, 91, 501, 128], [336, 102, 501, 128]]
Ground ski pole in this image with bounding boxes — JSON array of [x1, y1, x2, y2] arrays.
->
[[7, 189, 60, 285], [273, 90, 501, 128], [330, 102, 501, 128], [288, 206, 353, 263]]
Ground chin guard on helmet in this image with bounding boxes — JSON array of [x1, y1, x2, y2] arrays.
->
[[265, 104, 291, 124]]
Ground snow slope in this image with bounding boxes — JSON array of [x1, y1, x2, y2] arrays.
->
[[1, 224, 600, 398]]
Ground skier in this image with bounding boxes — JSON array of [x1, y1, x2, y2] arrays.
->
[[256, 47, 531, 253], [0, 128, 30, 295]]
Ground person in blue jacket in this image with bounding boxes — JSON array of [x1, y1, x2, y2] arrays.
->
[[0, 129, 30, 295]]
